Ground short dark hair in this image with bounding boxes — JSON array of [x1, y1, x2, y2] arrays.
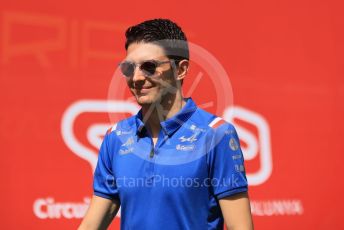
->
[[124, 18, 189, 63]]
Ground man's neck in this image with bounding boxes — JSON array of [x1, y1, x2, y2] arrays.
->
[[141, 92, 186, 138]]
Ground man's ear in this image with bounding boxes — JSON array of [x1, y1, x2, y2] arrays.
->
[[175, 59, 189, 81]]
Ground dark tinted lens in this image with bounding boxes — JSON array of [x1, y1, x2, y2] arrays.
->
[[120, 62, 135, 77], [140, 61, 157, 76]]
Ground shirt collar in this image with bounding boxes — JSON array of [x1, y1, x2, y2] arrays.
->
[[135, 97, 197, 137]]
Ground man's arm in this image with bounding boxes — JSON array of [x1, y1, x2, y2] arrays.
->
[[78, 195, 120, 230], [219, 192, 254, 230]]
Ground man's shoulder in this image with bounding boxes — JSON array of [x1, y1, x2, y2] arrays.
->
[[105, 114, 137, 136], [191, 107, 235, 132]]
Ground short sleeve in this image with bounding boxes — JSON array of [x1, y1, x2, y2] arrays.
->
[[207, 123, 248, 199], [93, 133, 119, 200]]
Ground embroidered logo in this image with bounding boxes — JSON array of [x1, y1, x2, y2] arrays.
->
[[121, 137, 134, 147], [179, 133, 198, 143], [119, 147, 134, 155], [229, 137, 239, 151], [176, 144, 195, 151]]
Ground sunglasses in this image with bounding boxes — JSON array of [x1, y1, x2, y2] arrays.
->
[[119, 60, 171, 78]]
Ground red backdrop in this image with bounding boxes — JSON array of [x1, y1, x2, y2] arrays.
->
[[1, 0, 344, 229]]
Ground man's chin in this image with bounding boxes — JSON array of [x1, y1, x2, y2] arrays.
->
[[135, 94, 161, 106], [135, 95, 154, 105]]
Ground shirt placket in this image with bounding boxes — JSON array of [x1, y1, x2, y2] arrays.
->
[[145, 129, 169, 184]]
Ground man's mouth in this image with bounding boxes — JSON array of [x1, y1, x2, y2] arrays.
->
[[134, 86, 153, 94]]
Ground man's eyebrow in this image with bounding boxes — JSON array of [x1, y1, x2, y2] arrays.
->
[[123, 57, 168, 63]]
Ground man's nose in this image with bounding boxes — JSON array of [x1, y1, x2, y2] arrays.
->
[[132, 67, 146, 82]]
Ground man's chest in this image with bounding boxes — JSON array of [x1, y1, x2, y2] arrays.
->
[[111, 130, 211, 197]]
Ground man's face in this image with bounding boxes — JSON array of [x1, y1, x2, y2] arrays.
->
[[124, 42, 177, 106]]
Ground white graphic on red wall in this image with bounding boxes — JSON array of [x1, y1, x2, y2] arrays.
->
[[61, 100, 140, 172], [61, 100, 272, 186]]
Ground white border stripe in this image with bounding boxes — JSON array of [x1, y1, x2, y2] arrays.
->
[[138, 125, 144, 132], [111, 123, 118, 132], [208, 117, 222, 127]]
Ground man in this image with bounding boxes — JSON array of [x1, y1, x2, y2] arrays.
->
[[79, 18, 253, 230]]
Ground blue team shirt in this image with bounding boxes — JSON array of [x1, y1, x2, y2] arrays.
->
[[93, 97, 248, 230]]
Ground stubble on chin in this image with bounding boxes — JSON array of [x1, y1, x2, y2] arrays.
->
[[135, 93, 164, 108], [135, 95, 153, 106]]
